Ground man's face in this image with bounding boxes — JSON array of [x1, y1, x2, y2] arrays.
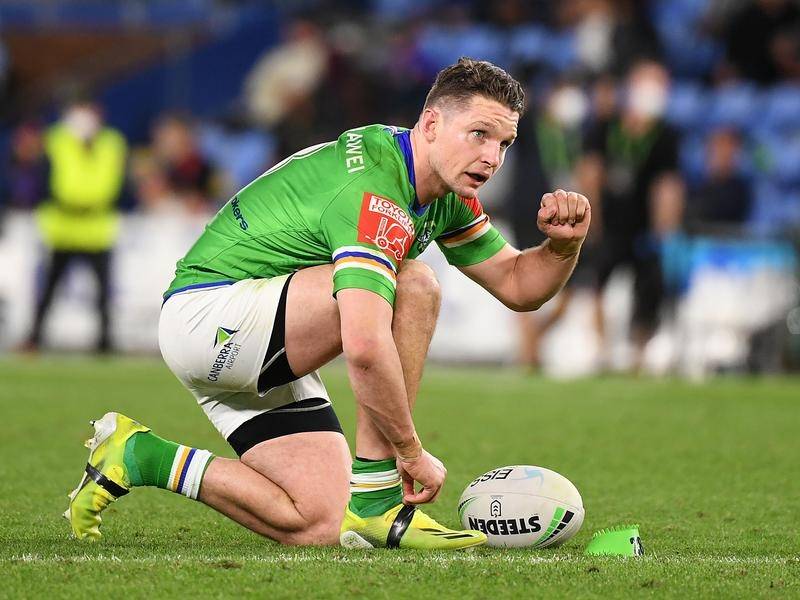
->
[[429, 96, 519, 198], [63, 103, 102, 141], [625, 63, 669, 120]]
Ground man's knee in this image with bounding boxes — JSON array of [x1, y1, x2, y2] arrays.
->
[[396, 260, 441, 307], [282, 513, 343, 546]]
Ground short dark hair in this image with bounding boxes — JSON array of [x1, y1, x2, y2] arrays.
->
[[424, 57, 525, 115]]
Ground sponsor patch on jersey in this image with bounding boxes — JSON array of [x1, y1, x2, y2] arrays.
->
[[357, 192, 415, 261]]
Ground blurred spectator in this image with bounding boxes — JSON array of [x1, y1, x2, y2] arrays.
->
[[26, 95, 128, 353], [687, 128, 752, 233], [509, 79, 596, 369], [588, 73, 618, 124], [244, 19, 330, 129], [580, 60, 685, 370], [0, 0, 795, 372], [565, 0, 662, 76], [151, 113, 215, 212], [2, 121, 48, 211], [129, 150, 180, 214], [721, 0, 800, 84]]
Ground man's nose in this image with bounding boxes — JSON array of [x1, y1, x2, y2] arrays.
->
[[482, 142, 501, 168]]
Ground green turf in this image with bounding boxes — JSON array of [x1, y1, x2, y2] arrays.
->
[[1, 356, 798, 598]]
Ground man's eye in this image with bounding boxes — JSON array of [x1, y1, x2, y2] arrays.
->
[[472, 130, 485, 139]]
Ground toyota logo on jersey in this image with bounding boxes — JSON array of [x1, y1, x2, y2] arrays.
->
[[357, 192, 415, 261]]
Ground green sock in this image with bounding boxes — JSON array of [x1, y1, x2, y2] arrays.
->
[[123, 431, 214, 499], [348, 457, 403, 518]]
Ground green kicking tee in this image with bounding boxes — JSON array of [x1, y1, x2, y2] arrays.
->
[[164, 124, 507, 306]]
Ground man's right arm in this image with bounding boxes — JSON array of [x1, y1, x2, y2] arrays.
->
[[337, 287, 445, 504], [316, 133, 446, 502], [338, 288, 415, 452]]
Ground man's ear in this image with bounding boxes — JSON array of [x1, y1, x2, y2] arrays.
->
[[419, 107, 439, 142]]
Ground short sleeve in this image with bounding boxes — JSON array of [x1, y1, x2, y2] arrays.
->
[[321, 190, 415, 306], [435, 196, 507, 267]]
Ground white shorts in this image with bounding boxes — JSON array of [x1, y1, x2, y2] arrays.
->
[[158, 277, 330, 440]]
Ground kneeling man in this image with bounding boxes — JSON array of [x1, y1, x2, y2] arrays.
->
[[65, 57, 591, 549]]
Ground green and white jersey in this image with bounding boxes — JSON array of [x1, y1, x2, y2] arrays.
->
[[164, 124, 507, 306]]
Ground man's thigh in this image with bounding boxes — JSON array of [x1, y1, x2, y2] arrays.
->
[[242, 431, 351, 524], [284, 264, 342, 377], [283, 259, 431, 376]]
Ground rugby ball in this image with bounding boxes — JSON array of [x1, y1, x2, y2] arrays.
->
[[458, 465, 584, 548]]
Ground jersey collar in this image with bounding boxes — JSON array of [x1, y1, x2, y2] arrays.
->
[[393, 129, 428, 217]]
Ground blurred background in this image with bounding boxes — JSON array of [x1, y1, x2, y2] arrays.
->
[[0, 0, 798, 379]]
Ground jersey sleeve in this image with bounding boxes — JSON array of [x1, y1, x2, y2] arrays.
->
[[435, 196, 507, 266], [321, 189, 414, 306]]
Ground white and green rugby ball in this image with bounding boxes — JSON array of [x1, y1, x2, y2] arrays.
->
[[458, 465, 584, 548]]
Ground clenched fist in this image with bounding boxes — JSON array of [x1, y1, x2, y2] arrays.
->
[[537, 189, 591, 256]]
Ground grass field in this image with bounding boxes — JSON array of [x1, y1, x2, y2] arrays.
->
[[1, 356, 798, 598]]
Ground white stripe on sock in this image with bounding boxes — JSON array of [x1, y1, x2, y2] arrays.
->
[[351, 472, 400, 485], [181, 449, 213, 500], [350, 469, 401, 493]]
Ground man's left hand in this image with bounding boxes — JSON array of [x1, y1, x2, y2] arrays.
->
[[537, 189, 591, 256]]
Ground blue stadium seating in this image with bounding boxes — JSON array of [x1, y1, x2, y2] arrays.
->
[[679, 134, 707, 184], [706, 83, 759, 130], [417, 24, 509, 72], [508, 25, 548, 65], [750, 180, 800, 236], [0, 0, 221, 28], [538, 31, 577, 72], [761, 85, 800, 132], [417, 22, 577, 74], [650, 0, 720, 78], [667, 81, 707, 130], [771, 139, 800, 186]]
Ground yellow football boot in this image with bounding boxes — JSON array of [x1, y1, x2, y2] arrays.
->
[[63, 412, 149, 541], [340, 503, 487, 550]]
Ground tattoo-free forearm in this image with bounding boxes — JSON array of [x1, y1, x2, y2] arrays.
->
[[344, 336, 421, 459], [507, 239, 580, 311]]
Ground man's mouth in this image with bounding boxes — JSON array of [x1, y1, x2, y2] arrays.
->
[[466, 172, 488, 184]]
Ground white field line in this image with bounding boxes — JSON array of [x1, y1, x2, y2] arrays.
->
[[4, 553, 798, 566]]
